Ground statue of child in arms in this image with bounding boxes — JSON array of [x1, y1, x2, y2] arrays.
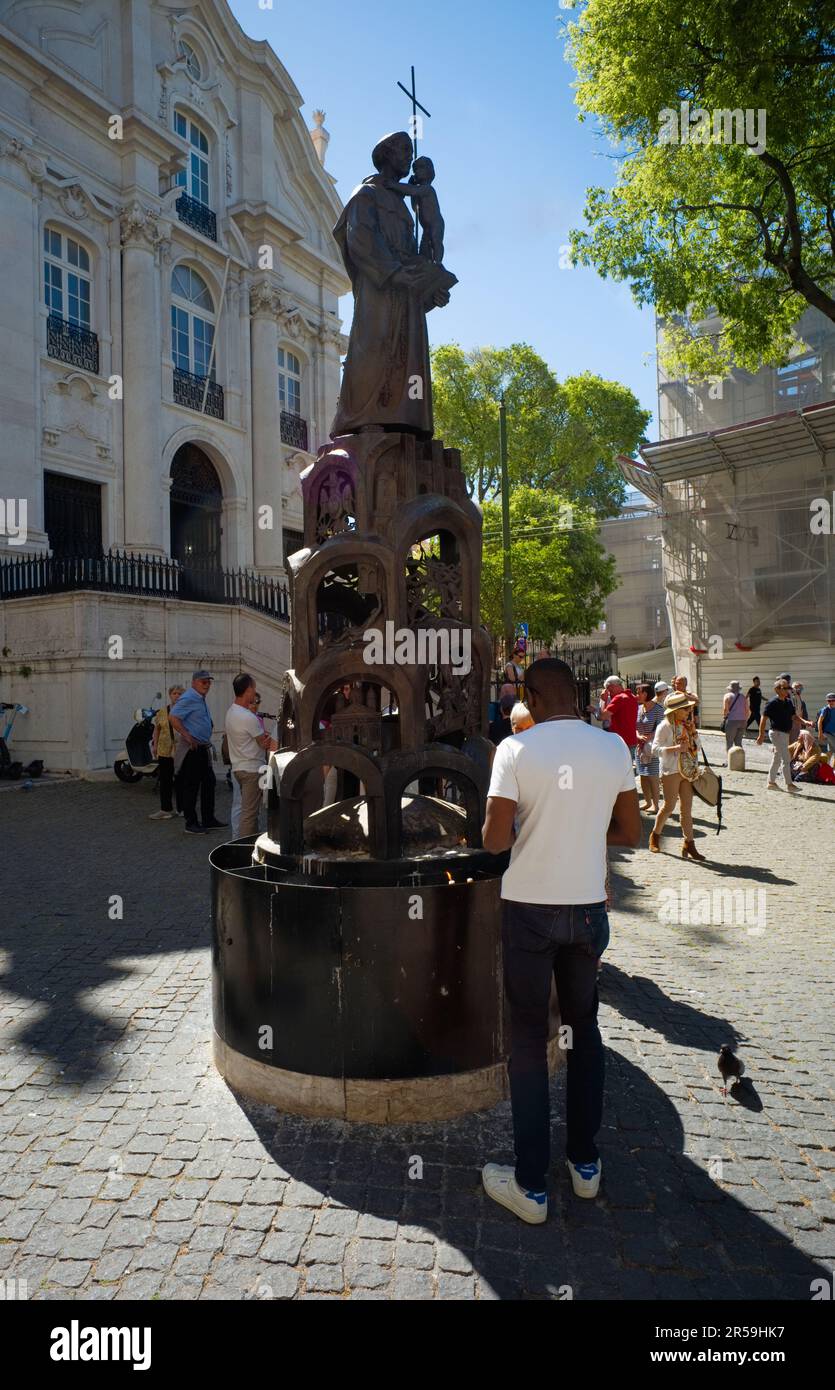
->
[[387, 155, 445, 263]]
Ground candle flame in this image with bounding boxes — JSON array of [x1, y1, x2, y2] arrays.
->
[[445, 871, 454, 884]]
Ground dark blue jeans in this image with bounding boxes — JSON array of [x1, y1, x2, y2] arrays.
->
[[502, 899, 609, 1192]]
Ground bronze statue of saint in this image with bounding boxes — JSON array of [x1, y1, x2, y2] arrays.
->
[[330, 131, 456, 439]]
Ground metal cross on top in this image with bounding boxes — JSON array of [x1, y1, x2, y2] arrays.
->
[[396, 65, 431, 160], [396, 66, 431, 239]]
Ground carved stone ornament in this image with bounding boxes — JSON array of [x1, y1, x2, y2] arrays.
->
[[120, 201, 166, 250], [317, 321, 345, 351], [58, 184, 90, 221], [249, 280, 281, 318], [0, 133, 47, 182], [315, 470, 356, 544]]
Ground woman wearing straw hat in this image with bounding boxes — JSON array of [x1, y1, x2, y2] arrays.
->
[[648, 691, 706, 860]]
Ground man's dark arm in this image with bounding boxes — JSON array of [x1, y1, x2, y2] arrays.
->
[[607, 789, 642, 847], [482, 796, 516, 854]]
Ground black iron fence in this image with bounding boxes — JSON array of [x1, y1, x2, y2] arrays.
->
[[173, 367, 225, 420], [0, 550, 290, 622], [280, 411, 309, 451], [47, 314, 99, 374], [175, 192, 217, 242], [492, 637, 620, 719]]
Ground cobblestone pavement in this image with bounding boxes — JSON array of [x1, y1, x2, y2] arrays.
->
[[1, 757, 833, 1302]]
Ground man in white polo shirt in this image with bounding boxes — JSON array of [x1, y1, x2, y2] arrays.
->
[[224, 673, 277, 838], [481, 658, 641, 1223]]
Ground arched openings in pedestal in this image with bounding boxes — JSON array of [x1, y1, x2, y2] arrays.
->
[[404, 529, 464, 625], [316, 676, 389, 753], [316, 558, 384, 653]]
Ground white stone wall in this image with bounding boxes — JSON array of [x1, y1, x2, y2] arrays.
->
[[0, 0, 349, 768], [0, 0, 349, 567], [0, 591, 291, 771]]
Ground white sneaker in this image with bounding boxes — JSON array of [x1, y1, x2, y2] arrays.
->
[[766, 782, 780, 790], [566, 1158, 602, 1199], [481, 1163, 547, 1224], [148, 810, 174, 820]]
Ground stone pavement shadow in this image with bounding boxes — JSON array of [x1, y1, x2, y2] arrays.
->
[[0, 781, 217, 1085], [234, 1045, 829, 1300], [599, 963, 744, 1049]]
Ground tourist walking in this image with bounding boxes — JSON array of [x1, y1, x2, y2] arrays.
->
[[649, 691, 706, 860], [149, 684, 184, 820], [722, 680, 749, 760], [596, 674, 638, 752], [225, 673, 277, 839], [817, 693, 835, 758], [635, 681, 665, 812], [169, 671, 227, 834], [746, 677, 762, 730], [792, 682, 809, 722], [757, 678, 801, 793], [480, 658, 641, 1222]]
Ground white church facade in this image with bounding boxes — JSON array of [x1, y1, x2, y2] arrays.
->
[[0, 0, 348, 770]]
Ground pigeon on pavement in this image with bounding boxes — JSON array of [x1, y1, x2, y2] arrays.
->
[[718, 1044, 745, 1095]]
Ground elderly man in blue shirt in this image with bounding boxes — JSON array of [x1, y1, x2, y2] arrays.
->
[[169, 670, 227, 835]]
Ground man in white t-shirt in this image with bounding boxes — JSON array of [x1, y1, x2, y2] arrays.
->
[[481, 658, 641, 1223], [225, 673, 277, 838]]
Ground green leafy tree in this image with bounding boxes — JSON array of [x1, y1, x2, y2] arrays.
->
[[431, 343, 649, 515], [480, 488, 617, 640], [566, 0, 835, 378]]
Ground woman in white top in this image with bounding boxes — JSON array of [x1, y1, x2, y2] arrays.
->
[[649, 691, 706, 861]]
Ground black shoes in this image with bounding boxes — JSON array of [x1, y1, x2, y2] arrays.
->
[[202, 819, 228, 830], [183, 822, 207, 834]]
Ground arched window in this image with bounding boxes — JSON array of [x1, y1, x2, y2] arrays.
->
[[174, 110, 210, 206], [43, 227, 91, 328], [178, 40, 202, 81], [171, 266, 215, 378], [278, 347, 302, 416]]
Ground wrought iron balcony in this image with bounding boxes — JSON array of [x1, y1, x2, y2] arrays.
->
[[0, 549, 290, 623], [173, 368, 225, 420], [175, 192, 217, 242], [46, 315, 99, 374], [280, 411, 308, 451]]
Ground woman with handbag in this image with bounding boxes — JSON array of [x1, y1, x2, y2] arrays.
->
[[722, 681, 749, 760], [649, 691, 706, 860], [635, 682, 665, 813]]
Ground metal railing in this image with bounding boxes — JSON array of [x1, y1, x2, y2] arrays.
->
[[175, 192, 217, 242], [46, 314, 99, 374], [280, 411, 309, 451], [0, 550, 290, 622], [173, 367, 225, 420]]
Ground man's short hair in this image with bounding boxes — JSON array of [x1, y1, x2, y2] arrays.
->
[[603, 674, 621, 688], [525, 658, 576, 704], [233, 672, 255, 698], [499, 692, 515, 713]]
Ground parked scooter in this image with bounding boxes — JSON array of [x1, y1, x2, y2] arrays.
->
[[0, 703, 44, 780], [114, 702, 161, 784]]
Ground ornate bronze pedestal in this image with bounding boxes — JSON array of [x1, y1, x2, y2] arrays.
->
[[210, 131, 560, 1120]]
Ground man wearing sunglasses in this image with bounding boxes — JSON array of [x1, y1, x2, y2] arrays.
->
[[480, 658, 641, 1223]]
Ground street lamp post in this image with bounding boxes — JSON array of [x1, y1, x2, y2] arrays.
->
[[499, 393, 513, 663]]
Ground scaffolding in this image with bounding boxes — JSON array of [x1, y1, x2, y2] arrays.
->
[[620, 403, 835, 712]]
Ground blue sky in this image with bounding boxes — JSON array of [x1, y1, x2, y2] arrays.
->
[[228, 0, 658, 437]]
